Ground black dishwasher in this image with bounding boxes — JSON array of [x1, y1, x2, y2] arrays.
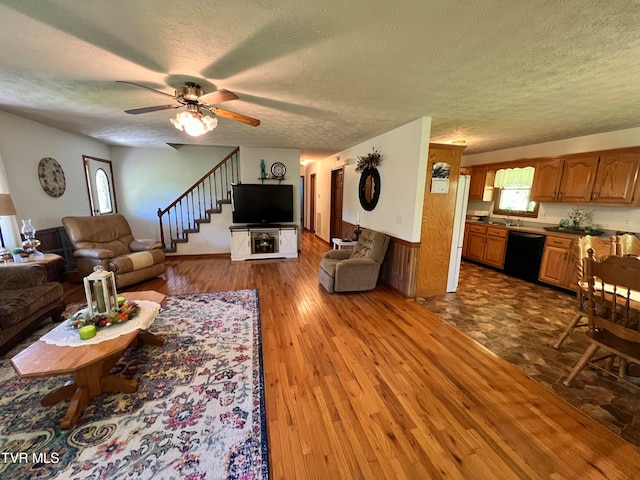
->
[[503, 231, 546, 283]]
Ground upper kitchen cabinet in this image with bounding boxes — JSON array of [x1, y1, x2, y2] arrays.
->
[[474, 146, 640, 207], [531, 159, 563, 202], [557, 155, 599, 203], [531, 155, 599, 203], [468, 166, 495, 201], [590, 152, 640, 204]]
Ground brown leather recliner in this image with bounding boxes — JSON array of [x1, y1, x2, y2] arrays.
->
[[62, 214, 165, 288]]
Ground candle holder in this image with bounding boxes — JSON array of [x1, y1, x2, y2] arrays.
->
[[83, 265, 118, 318], [354, 224, 363, 241]]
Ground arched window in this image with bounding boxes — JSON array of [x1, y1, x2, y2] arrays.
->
[[95, 168, 113, 214]]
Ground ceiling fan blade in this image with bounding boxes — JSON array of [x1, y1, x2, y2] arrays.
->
[[210, 107, 261, 127], [198, 89, 239, 105], [124, 105, 181, 115], [117, 80, 176, 99]]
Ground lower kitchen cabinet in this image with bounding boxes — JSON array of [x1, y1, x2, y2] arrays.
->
[[463, 224, 507, 269], [538, 235, 576, 291], [465, 225, 486, 262], [484, 227, 508, 268]]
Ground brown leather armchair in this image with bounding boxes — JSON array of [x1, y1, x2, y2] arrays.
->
[[62, 214, 165, 288], [318, 229, 390, 293]]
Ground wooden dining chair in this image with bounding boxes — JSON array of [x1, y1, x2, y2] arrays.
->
[[613, 233, 640, 257], [553, 235, 617, 349], [563, 249, 640, 387]]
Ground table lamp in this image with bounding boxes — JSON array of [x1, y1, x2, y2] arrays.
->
[[0, 194, 17, 258]]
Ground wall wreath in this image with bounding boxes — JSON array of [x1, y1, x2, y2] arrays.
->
[[356, 148, 382, 211]]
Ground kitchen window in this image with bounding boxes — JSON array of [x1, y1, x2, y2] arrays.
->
[[493, 166, 539, 217]]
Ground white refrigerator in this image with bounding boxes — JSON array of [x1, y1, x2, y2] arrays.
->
[[446, 175, 471, 292]]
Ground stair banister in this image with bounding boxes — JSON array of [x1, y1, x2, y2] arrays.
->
[[158, 147, 239, 251]]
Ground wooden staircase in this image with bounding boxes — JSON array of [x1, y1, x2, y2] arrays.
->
[[158, 147, 240, 253]]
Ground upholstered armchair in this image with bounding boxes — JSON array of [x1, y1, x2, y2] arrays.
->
[[318, 229, 390, 293], [62, 214, 165, 288]]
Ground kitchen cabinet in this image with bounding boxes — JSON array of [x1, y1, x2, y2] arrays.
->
[[531, 159, 563, 202], [538, 236, 576, 291], [590, 152, 640, 204], [462, 224, 507, 269], [531, 151, 640, 205], [558, 155, 599, 203], [465, 225, 487, 262], [484, 227, 508, 268], [468, 167, 495, 201]]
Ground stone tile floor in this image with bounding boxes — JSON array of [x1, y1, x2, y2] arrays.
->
[[417, 261, 640, 449]]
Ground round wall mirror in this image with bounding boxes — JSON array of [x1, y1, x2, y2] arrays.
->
[[358, 167, 381, 211]]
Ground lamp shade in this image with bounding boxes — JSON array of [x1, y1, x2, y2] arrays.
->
[[0, 194, 16, 216]]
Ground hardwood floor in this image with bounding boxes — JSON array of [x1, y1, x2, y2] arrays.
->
[[62, 231, 640, 479]]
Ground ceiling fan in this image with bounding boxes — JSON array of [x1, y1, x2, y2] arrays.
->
[[117, 81, 260, 133]]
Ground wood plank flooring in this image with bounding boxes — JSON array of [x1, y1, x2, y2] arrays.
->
[[62, 231, 640, 479]]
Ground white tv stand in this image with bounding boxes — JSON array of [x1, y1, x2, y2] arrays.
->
[[230, 225, 298, 261]]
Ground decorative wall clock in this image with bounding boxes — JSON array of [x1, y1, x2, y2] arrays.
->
[[38, 157, 66, 197], [271, 162, 286, 178]]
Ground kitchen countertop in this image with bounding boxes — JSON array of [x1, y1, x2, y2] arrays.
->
[[465, 219, 617, 239]]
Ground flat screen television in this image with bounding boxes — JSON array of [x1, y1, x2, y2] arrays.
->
[[231, 183, 294, 224]]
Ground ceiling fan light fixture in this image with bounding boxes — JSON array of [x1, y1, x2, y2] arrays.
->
[[170, 110, 218, 137]]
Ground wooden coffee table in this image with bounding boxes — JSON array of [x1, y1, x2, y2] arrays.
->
[[10, 290, 166, 430]]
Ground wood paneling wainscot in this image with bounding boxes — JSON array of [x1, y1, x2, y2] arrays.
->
[[380, 236, 420, 297], [341, 221, 420, 297], [415, 143, 466, 296]]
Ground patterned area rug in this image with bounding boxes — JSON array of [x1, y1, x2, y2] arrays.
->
[[0, 290, 268, 480], [418, 262, 640, 448]]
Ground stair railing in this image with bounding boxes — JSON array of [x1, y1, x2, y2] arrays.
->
[[158, 147, 239, 251]]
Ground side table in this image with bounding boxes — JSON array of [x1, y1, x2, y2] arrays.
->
[[331, 238, 358, 250], [1, 253, 65, 281]]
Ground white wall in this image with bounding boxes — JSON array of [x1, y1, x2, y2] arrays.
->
[[0, 111, 111, 242], [239, 146, 302, 228], [462, 127, 640, 232], [110, 145, 236, 240], [308, 117, 431, 243], [174, 204, 233, 255]]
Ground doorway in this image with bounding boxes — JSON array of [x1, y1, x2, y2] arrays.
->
[[330, 168, 344, 241], [83, 156, 117, 216], [310, 173, 316, 233], [300, 175, 305, 230]]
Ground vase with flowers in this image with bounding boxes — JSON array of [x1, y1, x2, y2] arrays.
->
[[567, 207, 594, 229]]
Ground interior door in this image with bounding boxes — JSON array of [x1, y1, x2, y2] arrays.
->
[[83, 155, 117, 216], [310, 173, 316, 233], [330, 168, 344, 240], [300, 175, 305, 229]]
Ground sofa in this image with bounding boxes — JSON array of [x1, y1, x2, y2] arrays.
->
[[0, 264, 65, 355], [318, 228, 390, 293], [62, 214, 166, 289]]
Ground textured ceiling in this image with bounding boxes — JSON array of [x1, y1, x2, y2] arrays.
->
[[1, 0, 640, 160]]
